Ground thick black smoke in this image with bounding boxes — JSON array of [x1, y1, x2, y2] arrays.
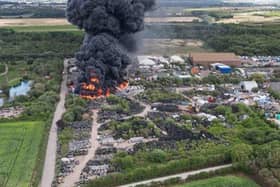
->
[[67, 0, 155, 95]]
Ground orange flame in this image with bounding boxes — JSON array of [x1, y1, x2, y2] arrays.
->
[[81, 95, 97, 100], [118, 81, 129, 90], [97, 88, 103, 96], [90, 77, 99, 84], [106, 88, 110, 97], [82, 83, 96, 91], [79, 79, 128, 100]]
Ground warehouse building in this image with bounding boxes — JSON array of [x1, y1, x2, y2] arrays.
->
[[240, 81, 258, 92], [190, 52, 242, 67]]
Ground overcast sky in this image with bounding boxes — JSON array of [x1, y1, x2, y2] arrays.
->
[[224, 0, 279, 4], [0, 0, 279, 4]]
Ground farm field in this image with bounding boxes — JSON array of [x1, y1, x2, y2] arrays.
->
[[184, 6, 278, 14], [0, 18, 79, 32], [5, 25, 80, 32], [175, 176, 260, 187], [218, 11, 280, 24], [183, 6, 280, 24], [0, 121, 45, 187], [186, 6, 247, 11], [255, 10, 280, 17], [0, 17, 202, 30], [0, 18, 69, 27]]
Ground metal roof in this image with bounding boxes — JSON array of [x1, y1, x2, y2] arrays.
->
[[190, 52, 241, 62]]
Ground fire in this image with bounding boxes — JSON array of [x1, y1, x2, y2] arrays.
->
[[97, 88, 103, 96], [81, 83, 96, 91], [118, 81, 129, 90], [79, 76, 107, 100], [90, 77, 99, 84], [106, 88, 110, 97], [81, 95, 97, 100], [79, 78, 129, 100]]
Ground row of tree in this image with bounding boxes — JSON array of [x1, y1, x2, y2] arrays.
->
[[0, 6, 65, 18], [87, 153, 230, 187], [144, 23, 280, 56]]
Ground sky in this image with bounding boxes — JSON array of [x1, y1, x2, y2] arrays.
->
[[0, 0, 279, 5], [224, 0, 280, 4]]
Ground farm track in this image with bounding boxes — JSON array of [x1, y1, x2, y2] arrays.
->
[[59, 99, 152, 187], [40, 60, 68, 187], [0, 64, 8, 77], [119, 164, 233, 187], [59, 110, 100, 187]]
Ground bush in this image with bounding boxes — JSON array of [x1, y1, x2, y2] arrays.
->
[[86, 154, 230, 187], [231, 143, 253, 164], [148, 149, 168, 163]]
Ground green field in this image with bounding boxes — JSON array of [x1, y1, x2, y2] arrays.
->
[[259, 11, 280, 17], [0, 63, 24, 87], [0, 121, 45, 187], [6, 25, 80, 32], [175, 176, 260, 187]]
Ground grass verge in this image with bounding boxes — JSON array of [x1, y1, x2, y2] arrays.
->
[[175, 175, 260, 187]]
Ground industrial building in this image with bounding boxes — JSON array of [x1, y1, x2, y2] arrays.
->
[[211, 63, 232, 74], [189, 52, 242, 67], [240, 81, 258, 92]]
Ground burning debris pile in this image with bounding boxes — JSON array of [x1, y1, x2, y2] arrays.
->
[[66, 0, 155, 99]]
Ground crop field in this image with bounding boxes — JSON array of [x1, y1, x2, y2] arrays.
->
[[184, 6, 277, 14], [0, 121, 44, 187], [175, 176, 260, 187], [4, 25, 80, 32], [218, 12, 280, 24], [0, 18, 79, 32], [183, 6, 280, 24], [255, 11, 280, 17], [0, 18, 69, 27], [0, 17, 201, 31]]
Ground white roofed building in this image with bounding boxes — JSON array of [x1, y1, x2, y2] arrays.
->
[[137, 56, 156, 66], [170, 55, 185, 64], [240, 81, 258, 92]]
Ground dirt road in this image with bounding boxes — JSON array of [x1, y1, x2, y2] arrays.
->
[[59, 98, 151, 187], [119, 164, 233, 187], [40, 60, 68, 187], [119, 100, 151, 122], [134, 100, 151, 117], [59, 110, 100, 187], [0, 63, 8, 76]]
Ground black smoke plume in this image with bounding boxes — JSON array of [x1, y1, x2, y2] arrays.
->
[[67, 0, 155, 97]]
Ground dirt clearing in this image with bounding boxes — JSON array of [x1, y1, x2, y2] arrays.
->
[[137, 39, 209, 55], [145, 17, 201, 23]]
